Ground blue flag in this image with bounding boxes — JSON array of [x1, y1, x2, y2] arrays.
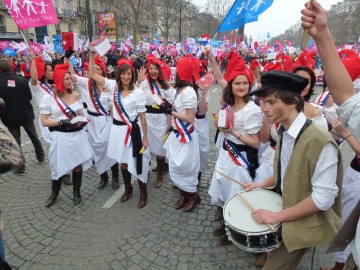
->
[[217, 0, 274, 33], [267, 32, 271, 39], [3, 47, 16, 57]]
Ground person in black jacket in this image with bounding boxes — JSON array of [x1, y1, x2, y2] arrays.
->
[[0, 59, 44, 175]]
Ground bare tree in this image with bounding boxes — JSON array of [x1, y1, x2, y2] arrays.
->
[[202, 0, 233, 21]]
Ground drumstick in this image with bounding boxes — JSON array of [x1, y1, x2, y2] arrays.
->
[[301, 0, 314, 49], [215, 170, 247, 189], [234, 190, 276, 232]]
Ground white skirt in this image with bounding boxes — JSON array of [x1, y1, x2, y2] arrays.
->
[[333, 166, 360, 263], [39, 117, 52, 144], [163, 132, 200, 192], [208, 147, 253, 207], [195, 117, 209, 173], [254, 144, 275, 183], [215, 130, 225, 152], [146, 113, 167, 157], [49, 129, 93, 180], [107, 124, 150, 183], [87, 115, 117, 174]]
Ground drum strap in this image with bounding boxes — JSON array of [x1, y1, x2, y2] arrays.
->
[[276, 119, 312, 195]]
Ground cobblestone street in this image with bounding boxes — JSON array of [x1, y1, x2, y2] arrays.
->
[[0, 85, 352, 269]]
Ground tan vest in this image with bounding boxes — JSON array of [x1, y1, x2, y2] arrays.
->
[[274, 123, 343, 252]]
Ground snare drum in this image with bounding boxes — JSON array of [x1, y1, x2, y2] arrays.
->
[[223, 189, 282, 253]]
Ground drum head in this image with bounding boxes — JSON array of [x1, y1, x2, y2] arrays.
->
[[224, 189, 282, 234]]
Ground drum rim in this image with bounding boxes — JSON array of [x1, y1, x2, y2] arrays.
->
[[223, 189, 282, 233]]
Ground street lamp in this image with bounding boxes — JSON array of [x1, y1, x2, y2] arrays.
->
[[86, 0, 93, 42], [179, 0, 182, 42]]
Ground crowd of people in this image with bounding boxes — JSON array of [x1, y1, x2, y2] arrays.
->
[[0, 0, 360, 269]]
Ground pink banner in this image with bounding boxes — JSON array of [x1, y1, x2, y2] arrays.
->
[[4, 0, 58, 30], [0, 41, 10, 50], [29, 41, 43, 54]]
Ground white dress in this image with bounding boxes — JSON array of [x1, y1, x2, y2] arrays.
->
[[107, 87, 151, 183], [163, 86, 200, 193], [77, 76, 118, 175], [139, 79, 175, 157], [208, 101, 263, 207], [39, 95, 93, 180], [29, 81, 52, 143], [195, 89, 210, 173]]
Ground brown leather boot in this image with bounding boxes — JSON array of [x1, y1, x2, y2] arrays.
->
[[175, 189, 189, 209], [120, 168, 133, 202], [111, 163, 119, 190], [255, 253, 268, 267], [219, 235, 232, 246], [155, 156, 165, 188], [98, 171, 108, 189], [72, 171, 82, 205], [320, 262, 345, 270], [213, 222, 226, 236], [45, 177, 62, 208], [138, 180, 148, 208], [183, 192, 201, 212], [214, 206, 223, 221]]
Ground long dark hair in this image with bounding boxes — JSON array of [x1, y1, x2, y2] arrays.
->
[[222, 77, 250, 106], [293, 66, 316, 102], [40, 63, 54, 84], [115, 64, 135, 91], [174, 74, 193, 89], [147, 62, 169, 90]]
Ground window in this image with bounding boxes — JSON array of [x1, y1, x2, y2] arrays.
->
[[0, 15, 5, 33], [55, 24, 61, 35], [68, 23, 72, 32]]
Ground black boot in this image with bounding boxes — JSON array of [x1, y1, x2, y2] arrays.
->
[[197, 172, 202, 189], [138, 180, 148, 209], [98, 171, 108, 189], [62, 174, 72, 185], [72, 171, 82, 205], [45, 178, 62, 207], [120, 168, 133, 202], [111, 163, 120, 190]]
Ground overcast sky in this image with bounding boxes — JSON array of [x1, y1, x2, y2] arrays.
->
[[192, 0, 344, 40]]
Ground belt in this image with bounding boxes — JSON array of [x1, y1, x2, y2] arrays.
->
[[350, 156, 360, 172], [87, 110, 109, 117], [113, 119, 127, 126], [195, 113, 206, 119], [145, 105, 164, 114], [82, 102, 88, 109], [49, 126, 83, 133]]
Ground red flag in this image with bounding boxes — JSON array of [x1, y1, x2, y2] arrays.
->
[[230, 30, 235, 45]]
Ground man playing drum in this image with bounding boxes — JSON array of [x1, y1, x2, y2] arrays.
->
[[246, 71, 343, 270]]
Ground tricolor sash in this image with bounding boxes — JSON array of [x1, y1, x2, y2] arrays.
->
[[173, 88, 195, 143], [39, 82, 53, 96], [113, 87, 143, 175], [53, 93, 77, 119], [151, 80, 162, 97], [224, 139, 250, 169], [88, 79, 109, 116]]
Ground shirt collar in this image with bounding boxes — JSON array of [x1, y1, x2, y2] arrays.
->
[[285, 112, 306, 139]]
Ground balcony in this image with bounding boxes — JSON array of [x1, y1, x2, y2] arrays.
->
[[56, 8, 77, 18], [0, 25, 6, 32]]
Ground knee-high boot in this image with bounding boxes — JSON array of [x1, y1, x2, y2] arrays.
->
[[120, 168, 133, 202], [98, 171, 108, 189], [72, 171, 82, 205], [155, 156, 165, 188], [111, 163, 119, 190], [45, 177, 63, 207], [138, 180, 148, 209], [183, 192, 201, 212]]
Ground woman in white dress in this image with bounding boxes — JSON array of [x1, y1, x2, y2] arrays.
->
[[68, 52, 119, 190], [105, 58, 150, 209], [40, 63, 93, 207], [138, 55, 175, 188], [208, 52, 263, 246], [163, 56, 201, 213]]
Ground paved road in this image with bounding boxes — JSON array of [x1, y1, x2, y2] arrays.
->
[[0, 85, 353, 269]]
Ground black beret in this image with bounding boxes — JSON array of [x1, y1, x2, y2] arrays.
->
[[250, 71, 309, 96]]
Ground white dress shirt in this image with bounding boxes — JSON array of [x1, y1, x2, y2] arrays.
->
[[280, 112, 339, 211]]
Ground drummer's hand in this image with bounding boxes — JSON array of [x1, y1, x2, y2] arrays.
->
[[244, 182, 259, 192], [252, 209, 280, 225]]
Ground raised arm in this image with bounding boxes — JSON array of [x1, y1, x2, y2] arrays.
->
[[301, 0, 355, 105], [28, 50, 38, 86], [205, 49, 228, 89], [89, 51, 106, 86]]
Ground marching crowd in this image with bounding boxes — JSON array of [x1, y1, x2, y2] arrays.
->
[[1, 1, 360, 269]]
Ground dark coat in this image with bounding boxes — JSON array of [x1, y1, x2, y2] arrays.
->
[[0, 72, 35, 127]]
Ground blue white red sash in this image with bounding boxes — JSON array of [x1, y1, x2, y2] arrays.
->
[[53, 93, 77, 119], [39, 82, 53, 96], [151, 80, 162, 97], [173, 88, 195, 143], [315, 91, 329, 106], [113, 87, 138, 146], [224, 139, 250, 169], [88, 79, 108, 115]]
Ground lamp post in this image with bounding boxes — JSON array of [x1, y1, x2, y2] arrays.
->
[[86, 0, 93, 42], [179, 0, 182, 42]]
